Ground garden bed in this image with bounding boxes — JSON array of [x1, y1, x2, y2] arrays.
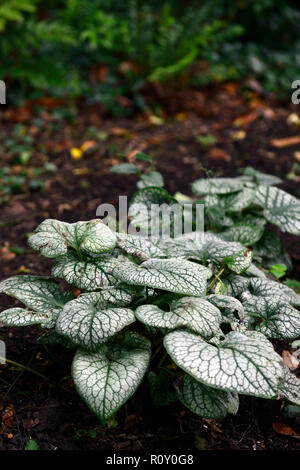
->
[[0, 84, 300, 450]]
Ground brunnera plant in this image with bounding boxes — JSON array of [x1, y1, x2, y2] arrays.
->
[[0, 164, 300, 424]]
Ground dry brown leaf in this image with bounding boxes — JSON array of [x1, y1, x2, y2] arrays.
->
[[272, 422, 299, 437], [80, 140, 97, 152], [282, 350, 300, 371], [2, 404, 14, 427], [293, 151, 300, 162], [110, 128, 133, 138], [270, 136, 300, 148], [233, 111, 258, 127], [209, 148, 231, 162], [0, 242, 16, 261]]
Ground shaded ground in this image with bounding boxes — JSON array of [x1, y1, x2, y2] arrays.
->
[[0, 83, 300, 450]]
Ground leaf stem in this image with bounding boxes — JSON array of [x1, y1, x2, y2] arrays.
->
[[0, 357, 50, 381], [207, 266, 225, 293]]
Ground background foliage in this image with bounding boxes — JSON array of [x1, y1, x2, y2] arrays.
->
[[1, 0, 299, 106]]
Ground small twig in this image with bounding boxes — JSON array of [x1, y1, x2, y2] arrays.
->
[[207, 266, 225, 292], [0, 357, 50, 381]]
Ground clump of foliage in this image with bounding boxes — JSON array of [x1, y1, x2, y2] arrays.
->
[[1, 0, 299, 106], [1, 161, 300, 424]]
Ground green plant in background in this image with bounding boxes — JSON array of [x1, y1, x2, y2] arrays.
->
[[0, 160, 300, 424], [0, 0, 299, 106]]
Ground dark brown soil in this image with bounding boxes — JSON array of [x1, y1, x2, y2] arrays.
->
[[0, 83, 300, 450]]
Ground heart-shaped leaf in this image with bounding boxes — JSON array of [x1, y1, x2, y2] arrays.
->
[[129, 187, 179, 235], [52, 252, 118, 290], [221, 224, 264, 246], [243, 296, 300, 339], [0, 275, 71, 313], [113, 258, 212, 296], [243, 167, 282, 186], [192, 178, 244, 195], [116, 233, 165, 260], [225, 249, 253, 274], [254, 186, 300, 236], [248, 278, 300, 307], [164, 233, 244, 264], [72, 332, 151, 423], [56, 293, 135, 350], [177, 375, 239, 420], [219, 187, 256, 212], [137, 171, 164, 189], [164, 330, 283, 398], [28, 219, 116, 258], [136, 297, 222, 339]]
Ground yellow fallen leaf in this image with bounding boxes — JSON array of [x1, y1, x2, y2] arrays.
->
[[232, 130, 246, 141], [70, 147, 83, 159], [17, 265, 30, 273], [148, 115, 165, 125], [287, 113, 300, 127]]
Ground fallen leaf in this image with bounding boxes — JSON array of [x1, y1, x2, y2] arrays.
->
[[110, 128, 133, 138], [148, 115, 165, 125], [293, 151, 300, 162], [209, 148, 231, 162], [282, 350, 300, 370], [287, 113, 300, 127], [74, 289, 81, 298], [80, 140, 97, 153], [73, 167, 89, 175], [58, 203, 72, 214], [232, 130, 246, 141], [233, 111, 258, 127], [2, 405, 14, 427], [17, 265, 31, 274], [0, 242, 16, 261], [175, 112, 188, 121], [270, 136, 300, 148], [70, 148, 83, 160], [272, 422, 299, 437]]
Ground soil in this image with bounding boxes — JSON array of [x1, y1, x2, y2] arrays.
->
[[0, 82, 300, 450]]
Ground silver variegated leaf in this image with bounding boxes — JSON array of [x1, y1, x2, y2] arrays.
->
[[72, 332, 151, 423], [135, 297, 222, 339], [243, 167, 282, 186], [98, 285, 136, 307], [116, 233, 165, 260], [248, 278, 300, 307], [242, 296, 300, 339], [225, 249, 253, 274], [220, 187, 256, 212], [279, 368, 300, 405], [221, 224, 263, 246], [164, 330, 283, 398], [178, 375, 239, 420], [254, 186, 300, 236], [129, 187, 179, 234], [56, 293, 135, 350], [0, 307, 54, 328], [0, 275, 71, 313], [225, 275, 250, 297], [192, 178, 244, 195], [52, 252, 118, 290], [164, 232, 244, 264], [113, 258, 212, 296], [137, 171, 164, 189], [28, 218, 116, 258], [206, 294, 245, 321], [244, 264, 266, 279]]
